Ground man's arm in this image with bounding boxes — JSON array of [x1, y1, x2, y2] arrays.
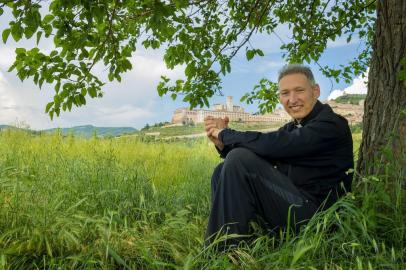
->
[[209, 119, 347, 161]]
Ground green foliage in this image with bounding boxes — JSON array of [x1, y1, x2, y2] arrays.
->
[[0, 0, 376, 118], [275, 0, 375, 83], [334, 94, 367, 105], [350, 122, 363, 134], [141, 123, 150, 131], [241, 78, 279, 114], [0, 129, 404, 268]]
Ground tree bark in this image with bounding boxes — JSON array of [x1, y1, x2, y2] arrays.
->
[[357, 0, 406, 177]]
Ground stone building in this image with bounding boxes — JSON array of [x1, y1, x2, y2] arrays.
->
[[171, 96, 291, 125]]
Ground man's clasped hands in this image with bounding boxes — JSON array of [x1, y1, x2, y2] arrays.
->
[[204, 116, 229, 151]]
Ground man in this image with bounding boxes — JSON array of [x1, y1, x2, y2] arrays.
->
[[204, 64, 353, 248]]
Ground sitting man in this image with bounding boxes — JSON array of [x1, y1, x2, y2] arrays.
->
[[204, 64, 354, 248]]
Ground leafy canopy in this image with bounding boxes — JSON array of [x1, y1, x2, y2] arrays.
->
[[0, 0, 375, 118]]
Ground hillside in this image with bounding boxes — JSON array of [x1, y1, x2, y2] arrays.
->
[[0, 125, 36, 133], [0, 125, 12, 130], [42, 125, 137, 137], [0, 124, 137, 137], [334, 94, 366, 105]]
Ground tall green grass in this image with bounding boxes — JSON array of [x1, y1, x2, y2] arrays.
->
[[0, 129, 404, 269]]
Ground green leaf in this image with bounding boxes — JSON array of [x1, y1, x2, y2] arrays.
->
[[2, 29, 10, 43], [15, 47, 26, 55], [43, 24, 52, 37], [7, 63, 16, 72], [185, 64, 195, 77], [36, 31, 43, 45], [246, 49, 255, 61], [50, 50, 58, 58], [11, 23, 23, 41], [88, 87, 97, 98], [42, 14, 54, 24], [256, 49, 264, 56], [34, 73, 39, 84], [108, 72, 114, 82], [79, 95, 86, 105], [39, 77, 45, 88], [17, 69, 27, 81], [45, 102, 54, 113], [55, 81, 61, 93], [24, 27, 35, 39], [67, 99, 73, 111]]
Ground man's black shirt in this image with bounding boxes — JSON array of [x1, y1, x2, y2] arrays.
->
[[217, 100, 354, 207]]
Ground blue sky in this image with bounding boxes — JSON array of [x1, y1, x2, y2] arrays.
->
[[0, 11, 367, 130]]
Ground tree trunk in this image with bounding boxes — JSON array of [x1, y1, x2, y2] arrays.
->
[[357, 0, 406, 177]]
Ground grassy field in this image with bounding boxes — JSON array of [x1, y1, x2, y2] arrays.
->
[[0, 129, 404, 269]]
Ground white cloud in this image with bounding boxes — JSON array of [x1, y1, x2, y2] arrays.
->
[[266, 61, 285, 68], [0, 71, 16, 111], [0, 76, 160, 129], [327, 89, 345, 100], [0, 72, 49, 128], [327, 71, 368, 100], [0, 46, 15, 68], [0, 70, 6, 83], [91, 50, 185, 107], [251, 60, 285, 74], [85, 104, 155, 126], [342, 73, 368, 95], [131, 53, 184, 80], [34, 102, 157, 129]]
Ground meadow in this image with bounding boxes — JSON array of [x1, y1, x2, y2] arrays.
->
[[0, 129, 404, 269]]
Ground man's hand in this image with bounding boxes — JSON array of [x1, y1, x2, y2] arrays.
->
[[204, 116, 229, 150]]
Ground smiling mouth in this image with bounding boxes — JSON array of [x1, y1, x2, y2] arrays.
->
[[289, 105, 303, 110]]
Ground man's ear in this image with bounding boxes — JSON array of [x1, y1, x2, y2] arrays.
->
[[313, 84, 321, 98]]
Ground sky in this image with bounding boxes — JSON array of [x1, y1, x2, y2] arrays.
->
[[0, 9, 368, 130]]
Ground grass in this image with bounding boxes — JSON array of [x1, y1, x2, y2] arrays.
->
[[0, 128, 404, 269]]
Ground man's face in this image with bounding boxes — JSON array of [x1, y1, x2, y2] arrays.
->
[[278, 73, 320, 121]]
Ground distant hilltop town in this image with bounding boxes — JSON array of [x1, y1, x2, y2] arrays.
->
[[172, 96, 291, 125], [172, 96, 364, 126]]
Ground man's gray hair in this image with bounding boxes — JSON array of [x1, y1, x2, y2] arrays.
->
[[278, 64, 316, 86]]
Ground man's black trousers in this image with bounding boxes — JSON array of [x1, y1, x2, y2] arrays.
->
[[205, 148, 318, 247]]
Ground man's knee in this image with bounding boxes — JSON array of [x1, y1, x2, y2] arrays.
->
[[224, 148, 257, 170]]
